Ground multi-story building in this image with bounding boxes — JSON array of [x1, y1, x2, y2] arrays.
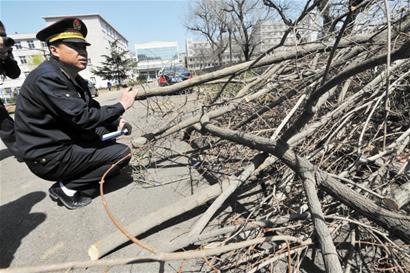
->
[[0, 13, 128, 101], [254, 16, 319, 53], [185, 39, 243, 72], [135, 41, 182, 79], [253, 20, 293, 54]]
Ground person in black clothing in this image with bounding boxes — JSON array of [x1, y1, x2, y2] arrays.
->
[[0, 20, 21, 159], [15, 17, 138, 210]]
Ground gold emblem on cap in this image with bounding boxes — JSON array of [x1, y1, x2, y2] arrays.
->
[[73, 19, 81, 30]]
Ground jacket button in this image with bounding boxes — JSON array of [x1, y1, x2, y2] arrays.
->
[[40, 158, 47, 164]]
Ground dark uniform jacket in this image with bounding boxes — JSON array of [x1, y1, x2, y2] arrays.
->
[[15, 58, 125, 161]]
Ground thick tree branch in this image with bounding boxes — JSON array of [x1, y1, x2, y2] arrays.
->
[[199, 122, 410, 243]]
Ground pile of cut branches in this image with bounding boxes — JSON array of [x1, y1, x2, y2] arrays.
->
[[96, 1, 410, 273]]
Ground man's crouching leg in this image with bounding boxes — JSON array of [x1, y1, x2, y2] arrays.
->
[[52, 143, 131, 209], [26, 142, 132, 210]]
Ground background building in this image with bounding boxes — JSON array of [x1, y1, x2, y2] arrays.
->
[[135, 41, 182, 80], [253, 20, 292, 54], [185, 39, 243, 72]]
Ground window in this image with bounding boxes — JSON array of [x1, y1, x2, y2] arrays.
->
[[27, 40, 35, 49], [41, 42, 47, 48], [19, 56, 27, 64], [15, 41, 22, 49], [87, 58, 92, 65]]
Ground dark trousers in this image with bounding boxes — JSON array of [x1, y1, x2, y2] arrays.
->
[[26, 130, 131, 196], [0, 103, 19, 157]]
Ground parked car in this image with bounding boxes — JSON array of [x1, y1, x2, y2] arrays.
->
[[88, 82, 98, 97], [158, 66, 192, 86]]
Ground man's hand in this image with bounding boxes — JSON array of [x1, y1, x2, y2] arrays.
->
[[118, 118, 127, 131], [118, 118, 132, 135], [119, 88, 138, 110]]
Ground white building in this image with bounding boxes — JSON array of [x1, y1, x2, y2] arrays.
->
[[42, 14, 129, 88], [253, 16, 319, 53], [135, 41, 182, 79], [185, 39, 243, 72], [253, 20, 292, 53]]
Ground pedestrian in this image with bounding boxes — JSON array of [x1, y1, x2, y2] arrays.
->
[[107, 81, 112, 91], [15, 17, 138, 210], [0, 20, 22, 160]]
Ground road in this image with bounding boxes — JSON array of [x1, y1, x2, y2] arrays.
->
[[0, 88, 203, 272]]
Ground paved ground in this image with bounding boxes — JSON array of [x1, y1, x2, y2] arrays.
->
[[0, 88, 204, 272]]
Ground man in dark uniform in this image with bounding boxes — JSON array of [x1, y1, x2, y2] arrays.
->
[[0, 20, 21, 159], [15, 17, 138, 209]]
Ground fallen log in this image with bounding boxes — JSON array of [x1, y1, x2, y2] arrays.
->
[[1, 236, 309, 273]]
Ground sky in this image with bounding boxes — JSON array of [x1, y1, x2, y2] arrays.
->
[[0, 0, 195, 53]]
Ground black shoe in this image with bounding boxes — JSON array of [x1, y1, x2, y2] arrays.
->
[[48, 183, 92, 210]]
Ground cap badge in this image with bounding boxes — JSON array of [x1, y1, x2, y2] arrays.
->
[[73, 19, 81, 30]]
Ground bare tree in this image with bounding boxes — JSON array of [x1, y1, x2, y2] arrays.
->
[[225, 0, 271, 61], [186, 0, 272, 63], [186, 0, 230, 66]]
